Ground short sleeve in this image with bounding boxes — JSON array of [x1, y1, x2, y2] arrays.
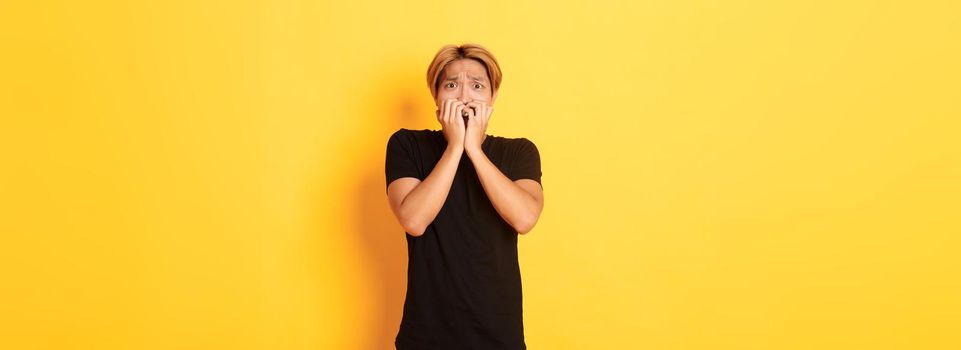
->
[[385, 129, 421, 188], [509, 138, 542, 186]]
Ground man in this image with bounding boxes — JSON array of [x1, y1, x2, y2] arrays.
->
[[385, 43, 544, 349]]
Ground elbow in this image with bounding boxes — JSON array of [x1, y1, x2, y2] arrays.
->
[[513, 216, 539, 235], [402, 220, 427, 237], [514, 206, 542, 235], [395, 209, 428, 236]]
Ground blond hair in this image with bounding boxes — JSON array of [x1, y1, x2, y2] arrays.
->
[[426, 43, 502, 100]]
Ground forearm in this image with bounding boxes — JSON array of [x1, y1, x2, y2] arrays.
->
[[466, 148, 540, 233], [397, 145, 463, 235]]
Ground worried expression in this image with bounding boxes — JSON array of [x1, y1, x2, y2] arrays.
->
[[436, 58, 498, 121]]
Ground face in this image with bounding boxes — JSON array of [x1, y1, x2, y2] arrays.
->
[[435, 58, 498, 114]]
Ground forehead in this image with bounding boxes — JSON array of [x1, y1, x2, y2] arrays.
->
[[442, 59, 489, 81]]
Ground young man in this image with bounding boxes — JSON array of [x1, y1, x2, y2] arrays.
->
[[385, 43, 544, 349]]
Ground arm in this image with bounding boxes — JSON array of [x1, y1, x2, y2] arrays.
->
[[386, 143, 463, 236], [465, 147, 544, 234]]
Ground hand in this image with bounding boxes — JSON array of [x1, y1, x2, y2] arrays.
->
[[464, 101, 492, 155], [437, 98, 466, 149]]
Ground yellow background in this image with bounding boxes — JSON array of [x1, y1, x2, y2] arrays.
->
[[2, 0, 959, 349]]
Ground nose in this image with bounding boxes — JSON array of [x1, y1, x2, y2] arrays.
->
[[459, 85, 470, 103]]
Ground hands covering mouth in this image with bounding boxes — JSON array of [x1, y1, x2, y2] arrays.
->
[[437, 99, 493, 152], [461, 107, 476, 124]]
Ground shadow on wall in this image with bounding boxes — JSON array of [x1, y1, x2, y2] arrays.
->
[[351, 64, 427, 350]]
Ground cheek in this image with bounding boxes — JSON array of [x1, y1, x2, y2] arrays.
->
[[471, 89, 491, 101], [436, 90, 456, 103]]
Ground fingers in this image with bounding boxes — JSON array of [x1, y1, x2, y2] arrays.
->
[[439, 99, 448, 124], [440, 100, 450, 124], [464, 102, 476, 123], [453, 102, 465, 126], [441, 99, 459, 126], [465, 102, 477, 120], [465, 101, 490, 124], [444, 99, 455, 125], [442, 99, 496, 130]]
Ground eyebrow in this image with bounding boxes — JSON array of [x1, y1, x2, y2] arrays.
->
[[444, 75, 488, 83]]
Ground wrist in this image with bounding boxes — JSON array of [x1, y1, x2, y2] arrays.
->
[[446, 142, 464, 154], [465, 145, 484, 158]]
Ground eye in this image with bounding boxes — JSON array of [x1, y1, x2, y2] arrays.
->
[[473, 83, 483, 89], [445, 82, 456, 88]]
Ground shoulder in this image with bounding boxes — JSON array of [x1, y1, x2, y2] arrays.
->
[[488, 134, 535, 145], [389, 128, 412, 140], [504, 136, 538, 152], [388, 128, 442, 145], [488, 135, 539, 157], [390, 128, 441, 140]]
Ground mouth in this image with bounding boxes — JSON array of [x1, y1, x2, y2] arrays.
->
[[461, 106, 476, 118]]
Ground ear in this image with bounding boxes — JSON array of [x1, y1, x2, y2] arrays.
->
[[491, 90, 499, 105]]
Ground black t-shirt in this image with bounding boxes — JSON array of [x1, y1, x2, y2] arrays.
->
[[385, 128, 542, 350]]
